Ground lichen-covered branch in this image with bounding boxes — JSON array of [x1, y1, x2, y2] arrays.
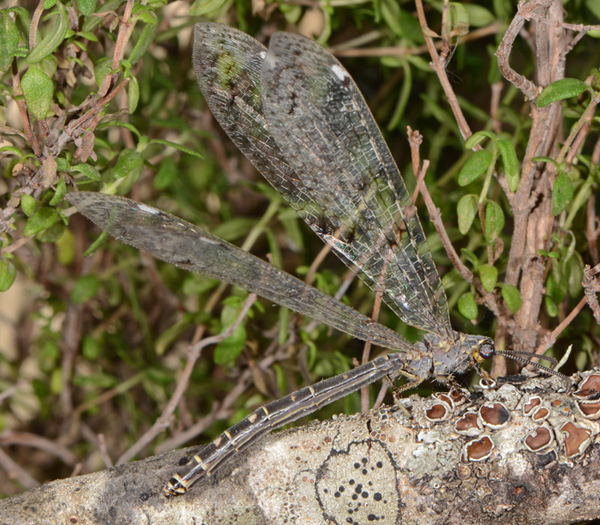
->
[[1, 372, 599, 525]]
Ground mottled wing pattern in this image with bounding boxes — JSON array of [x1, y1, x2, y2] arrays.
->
[[193, 24, 309, 211], [193, 23, 451, 338], [66, 192, 414, 352]]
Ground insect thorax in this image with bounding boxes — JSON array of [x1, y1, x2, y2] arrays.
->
[[425, 331, 493, 378]]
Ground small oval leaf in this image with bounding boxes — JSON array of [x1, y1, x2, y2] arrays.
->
[[458, 292, 478, 320], [484, 201, 505, 245], [501, 284, 521, 314], [0, 259, 17, 292], [552, 172, 573, 216], [71, 274, 99, 304], [21, 65, 54, 119], [114, 149, 143, 179], [77, 0, 96, 16], [544, 295, 559, 317], [21, 194, 37, 217], [465, 131, 496, 150], [497, 138, 520, 192], [70, 163, 102, 181], [458, 149, 492, 186], [537, 78, 590, 107], [24, 207, 59, 236], [479, 264, 498, 292], [457, 194, 479, 234]]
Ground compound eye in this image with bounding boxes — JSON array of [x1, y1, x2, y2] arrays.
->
[[479, 341, 495, 359]]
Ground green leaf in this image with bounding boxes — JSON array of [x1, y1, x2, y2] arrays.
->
[[49, 177, 66, 205], [461, 248, 480, 270], [71, 274, 99, 303], [114, 149, 143, 179], [463, 4, 495, 27], [94, 56, 113, 89], [457, 194, 479, 234], [21, 65, 54, 119], [0, 259, 17, 292], [552, 172, 573, 216], [24, 207, 59, 236], [149, 139, 203, 159], [70, 163, 102, 181], [479, 264, 498, 292], [497, 138, 520, 192], [128, 13, 157, 65], [484, 201, 505, 245], [458, 292, 478, 320], [153, 157, 177, 190], [127, 74, 139, 114], [27, 1, 68, 63], [533, 156, 558, 167], [537, 78, 590, 107], [37, 220, 65, 243], [448, 2, 469, 36], [56, 227, 75, 265], [77, 0, 96, 16], [21, 194, 37, 216], [0, 14, 20, 73], [465, 131, 496, 149], [38, 55, 58, 78], [458, 149, 492, 186], [544, 296, 558, 317], [83, 229, 110, 257], [82, 335, 101, 360], [501, 284, 521, 314]]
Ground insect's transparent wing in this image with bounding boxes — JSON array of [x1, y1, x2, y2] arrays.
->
[[67, 192, 415, 353], [193, 23, 450, 337], [193, 23, 309, 211], [260, 32, 451, 337]]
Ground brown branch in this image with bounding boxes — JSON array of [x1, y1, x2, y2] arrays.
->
[[2, 373, 600, 524]]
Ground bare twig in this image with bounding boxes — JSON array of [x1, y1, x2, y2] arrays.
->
[[0, 431, 78, 466], [535, 295, 587, 355], [0, 446, 40, 490], [414, 0, 474, 142]]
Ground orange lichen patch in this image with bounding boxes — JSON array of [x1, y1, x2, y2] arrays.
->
[[574, 374, 600, 397], [464, 436, 494, 461], [455, 412, 481, 436], [524, 426, 553, 452], [425, 403, 449, 422], [532, 407, 549, 422], [576, 399, 600, 420], [561, 422, 592, 458], [523, 396, 541, 415], [479, 403, 510, 429]]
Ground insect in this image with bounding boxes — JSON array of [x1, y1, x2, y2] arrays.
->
[[66, 22, 568, 497]]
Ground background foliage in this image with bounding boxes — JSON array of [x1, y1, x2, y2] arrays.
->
[[0, 0, 599, 499]]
